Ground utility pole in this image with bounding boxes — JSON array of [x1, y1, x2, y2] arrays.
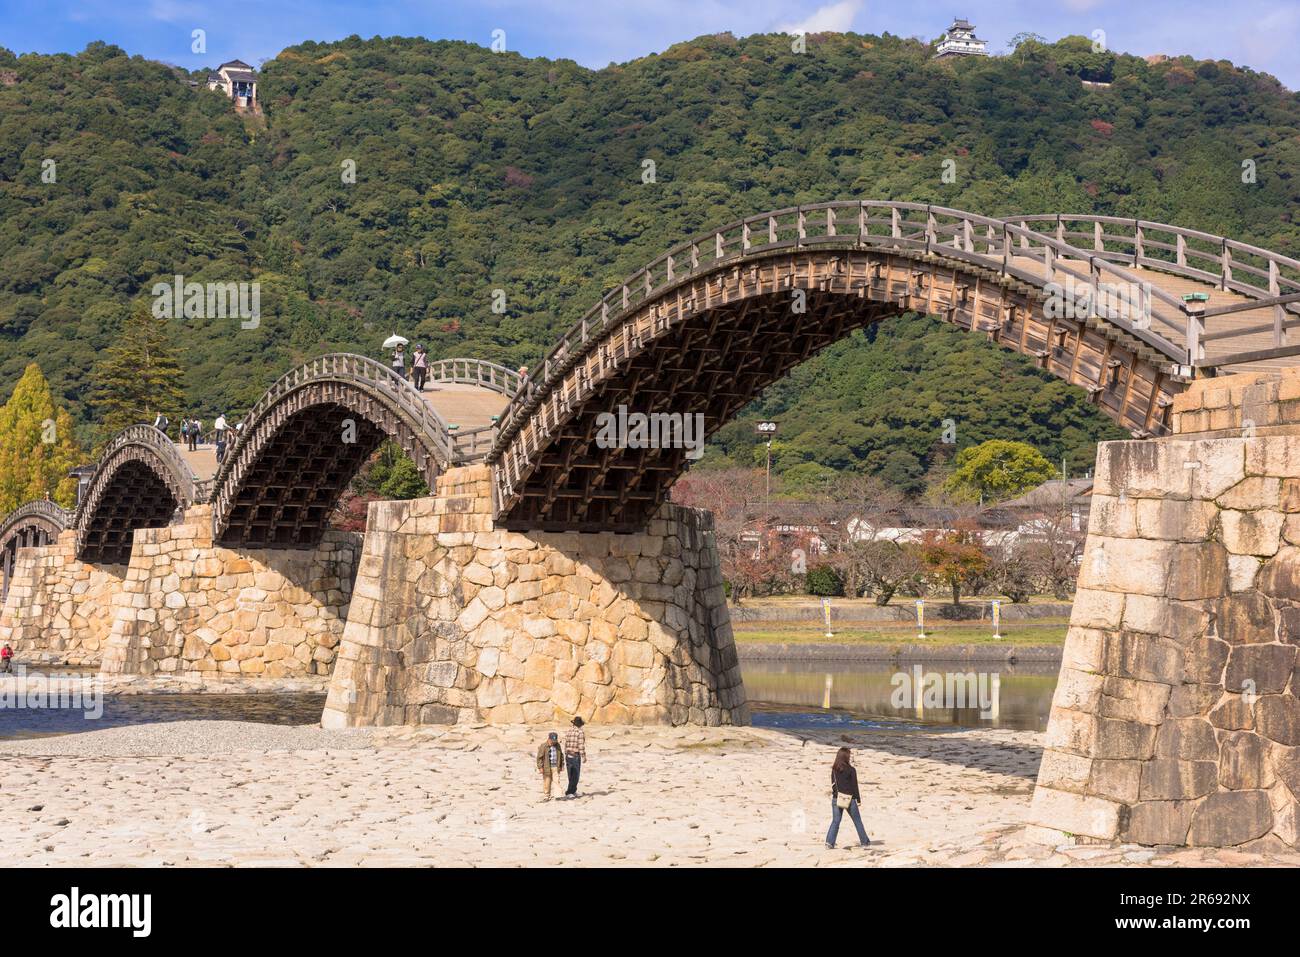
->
[[756, 421, 778, 557]]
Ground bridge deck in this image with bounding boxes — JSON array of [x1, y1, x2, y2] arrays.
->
[[417, 381, 511, 432], [1010, 256, 1297, 375], [177, 446, 220, 483]]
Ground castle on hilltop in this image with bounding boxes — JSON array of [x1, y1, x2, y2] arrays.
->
[[206, 59, 258, 111], [933, 18, 989, 59]]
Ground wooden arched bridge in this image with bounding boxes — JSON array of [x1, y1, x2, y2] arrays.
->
[[0, 499, 71, 600], [1, 201, 1298, 560], [490, 202, 1300, 530], [0, 358, 521, 592]]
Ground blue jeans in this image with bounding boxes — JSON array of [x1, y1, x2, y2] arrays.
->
[[826, 797, 869, 847], [565, 754, 582, 795]]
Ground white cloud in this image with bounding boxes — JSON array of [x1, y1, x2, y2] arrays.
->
[[1236, 4, 1300, 68], [775, 0, 863, 35], [148, 1, 205, 24]]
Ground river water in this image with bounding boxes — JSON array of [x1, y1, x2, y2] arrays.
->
[[743, 659, 1060, 732], [0, 659, 1060, 740]]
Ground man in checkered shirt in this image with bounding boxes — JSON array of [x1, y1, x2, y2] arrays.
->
[[563, 716, 587, 797]]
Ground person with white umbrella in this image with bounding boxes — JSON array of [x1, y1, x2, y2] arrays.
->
[[383, 334, 409, 381]]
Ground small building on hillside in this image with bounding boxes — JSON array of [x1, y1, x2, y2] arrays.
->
[[933, 18, 990, 59], [206, 59, 258, 111]]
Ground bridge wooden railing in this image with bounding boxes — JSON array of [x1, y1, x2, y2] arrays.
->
[[72, 424, 200, 531], [426, 357, 523, 398], [1006, 214, 1300, 359], [491, 199, 1254, 452]]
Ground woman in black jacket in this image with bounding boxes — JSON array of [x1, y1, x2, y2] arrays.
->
[[826, 747, 871, 849]]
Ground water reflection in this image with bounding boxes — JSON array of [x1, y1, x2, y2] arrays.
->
[[742, 658, 1059, 731]]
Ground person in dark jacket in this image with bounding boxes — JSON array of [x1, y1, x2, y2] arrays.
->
[[826, 747, 871, 849], [536, 731, 563, 801]]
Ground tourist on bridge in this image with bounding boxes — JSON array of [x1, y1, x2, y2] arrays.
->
[[825, 747, 871, 849], [391, 342, 408, 380], [152, 411, 169, 435], [215, 434, 228, 465], [213, 413, 228, 442], [536, 731, 563, 801], [563, 716, 587, 798], [0, 643, 12, 673], [190, 417, 203, 450], [411, 344, 429, 392]]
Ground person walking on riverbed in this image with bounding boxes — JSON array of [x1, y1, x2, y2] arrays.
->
[[0, 643, 12, 673], [563, 716, 587, 798], [826, 747, 871, 849], [536, 731, 563, 801]]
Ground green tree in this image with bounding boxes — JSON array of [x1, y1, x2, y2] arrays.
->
[[364, 441, 429, 499], [943, 440, 1057, 503], [0, 363, 83, 513], [90, 302, 186, 438]]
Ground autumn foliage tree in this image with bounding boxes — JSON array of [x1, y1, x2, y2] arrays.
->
[[917, 524, 991, 606], [0, 363, 83, 513], [672, 467, 784, 603]]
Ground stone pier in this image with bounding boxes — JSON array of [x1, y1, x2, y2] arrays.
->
[[321, 465, 746, 728], [0, 531, 124, 665], [1031, 370, 1300, 848], [100, 505, 360, 678]]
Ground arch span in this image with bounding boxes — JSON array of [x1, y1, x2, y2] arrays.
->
[[74, 425, 200, 564], [488, 204, 1177, 531], [208, 354, 497, 548], [489, 201, 1300, 532], [0, 500, 72, 600]]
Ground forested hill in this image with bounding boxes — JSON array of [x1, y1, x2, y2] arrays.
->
[[2, 32, 1298, 492]]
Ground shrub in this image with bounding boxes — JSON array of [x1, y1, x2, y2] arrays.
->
[[804, 564, 844, 596]]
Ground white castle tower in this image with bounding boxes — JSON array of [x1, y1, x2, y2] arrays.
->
[[934, 18, 990, 59]]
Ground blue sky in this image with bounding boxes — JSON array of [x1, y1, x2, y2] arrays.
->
[[3, 0, 1298, 88]]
